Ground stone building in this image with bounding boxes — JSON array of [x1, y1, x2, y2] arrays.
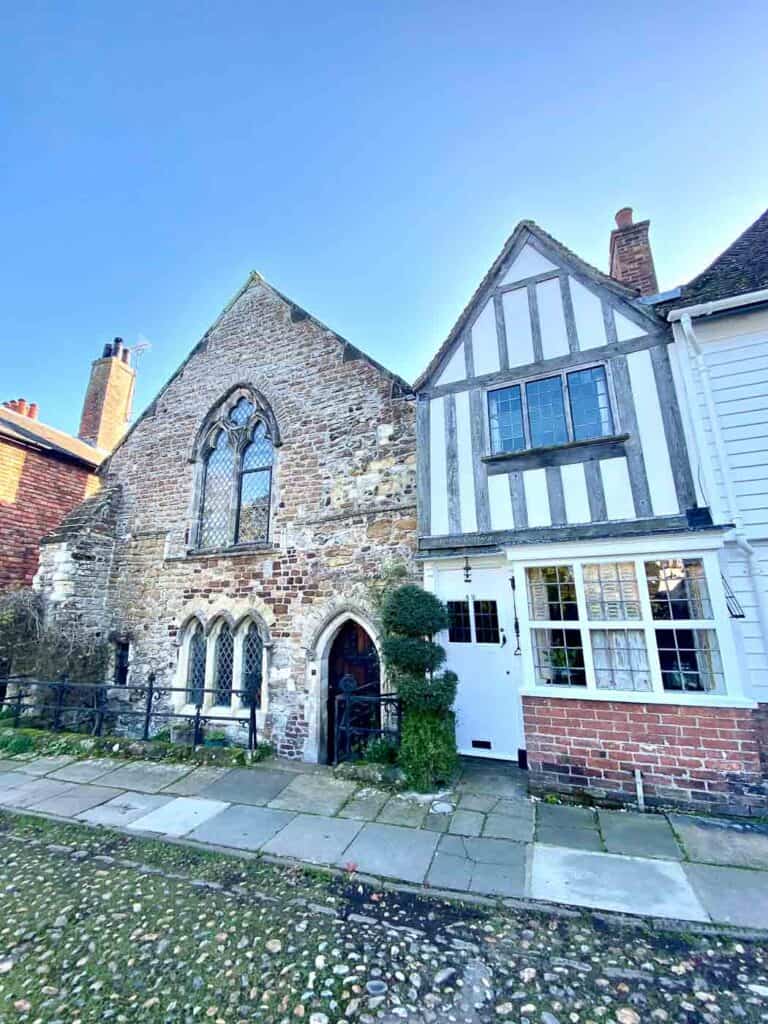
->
[[0, 341, 134, 589], [35, 274, 416, 760]]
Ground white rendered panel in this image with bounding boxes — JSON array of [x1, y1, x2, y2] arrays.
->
[[500, 243, 556, 285], [569, 278, 607, 351], [561, 462, 591, 523], [523, 468, 551, 527], [429, 398, 449, 535], [472, 298, 500, 377], [436, 343, 466, 386], [502, 287, 534, 367], [536, 278, 570, 359], [488, 474, 514, 531], [614, 309, 644, 342], [455, 390, 477, 533], [601, 457, 635, 520], [627, 348, 678, 515]]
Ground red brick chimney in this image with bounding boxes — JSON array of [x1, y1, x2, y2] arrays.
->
[[609, 207, 659, 296], [78, 338, 136, 451]]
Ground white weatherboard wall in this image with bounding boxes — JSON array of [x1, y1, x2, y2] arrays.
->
[[626, 348, 678, 516], [455, 390, 477, 533]]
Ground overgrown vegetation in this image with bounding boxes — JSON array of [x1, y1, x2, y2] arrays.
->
[[381, 584, 458, 791]]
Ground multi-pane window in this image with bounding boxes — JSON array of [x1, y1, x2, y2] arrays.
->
[[525, 557, 726, 695], [242, 623, 264, 708], [488, 365, 614, 455], [444, 599, 501, 645], [213, 624, 234, 705], [197, 396, 275, 550], [181, 616, 266, 711], [447, 601, 472, 643], [186, 624, 206, 706]]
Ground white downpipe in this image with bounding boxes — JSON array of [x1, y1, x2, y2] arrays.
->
[[679, 314, 768, 648]]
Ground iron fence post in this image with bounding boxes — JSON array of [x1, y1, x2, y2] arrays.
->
[[142, 673, 155, 741], [248, 700, 257, 752], [193, 697, 203, 747]]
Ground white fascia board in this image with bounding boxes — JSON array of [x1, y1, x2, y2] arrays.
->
[[519, 687, 756, 710], [667, 288, 768, 322], [503, 530, 728, 564]]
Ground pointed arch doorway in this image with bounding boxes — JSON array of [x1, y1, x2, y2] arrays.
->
[[326, 620, 381, 764]]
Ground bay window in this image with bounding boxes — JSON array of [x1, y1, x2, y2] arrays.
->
[[524, 556, 727, 697], [488, 364, 614, 455]]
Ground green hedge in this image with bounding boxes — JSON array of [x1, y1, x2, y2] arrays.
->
[[398, 710, 458, 792]]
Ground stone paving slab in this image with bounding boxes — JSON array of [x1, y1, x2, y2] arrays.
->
[[262, 814, 361, 864], [537, 804, 597, 828], [457, 770, 528, 800], [49, 759, 124, 784], [376, 797, 426, 828], [458, 793, 497, 813], [188, 804, 296, 850], [495, 797, 534, 820], [599, 810, 683, 860], [0, 778, 76, 808], [16, 755, 77, 777], [77, 791, 173, 827], [31, 784, 122, 817], [338, 789, 388, 821], [200, 767, 293, 806], [163, 767, 231, 796], [0, 759, 31, 772], [268, 774, 358, 816], [669, 815, 768, 870], [128, 796, 231, 837], [428, 834, 527, 897], [448, 810, 484, 837], [536, 825, 603, 851], [97, 762, 192, 793], [340, 823, 439, 883], [531, 845, 709, 922], [0, 771, 35, 791], [483, 813, 534, 842], [684, 862, 768, 929]]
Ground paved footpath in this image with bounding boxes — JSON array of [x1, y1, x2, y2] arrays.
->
[[0, 753, 767, 930]]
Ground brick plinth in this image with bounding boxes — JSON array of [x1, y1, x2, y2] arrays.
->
[[523, 695, 768, 816]]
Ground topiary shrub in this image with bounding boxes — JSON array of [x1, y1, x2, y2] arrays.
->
[[381, 584, 458, 791]]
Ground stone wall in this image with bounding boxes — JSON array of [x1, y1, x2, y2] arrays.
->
[[523, 695, 768, 816], [36, 276, 417, 760]]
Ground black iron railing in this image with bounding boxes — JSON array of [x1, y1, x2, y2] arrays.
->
[[333, 692, 401, 765], [0, 674, 261, 750]]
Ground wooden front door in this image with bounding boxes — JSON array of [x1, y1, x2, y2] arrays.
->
[[327, 621, 380, 764]]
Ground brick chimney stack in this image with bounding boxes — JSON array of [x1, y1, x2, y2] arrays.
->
[[609, 207, 659, 296], [78, 338, 136, 451]]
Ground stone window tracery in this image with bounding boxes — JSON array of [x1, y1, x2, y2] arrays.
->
[[178, 614, 268, 713], [195, 391, 276, 550]]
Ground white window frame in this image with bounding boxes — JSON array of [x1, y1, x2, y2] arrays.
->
[[513, 535, 753, 708]]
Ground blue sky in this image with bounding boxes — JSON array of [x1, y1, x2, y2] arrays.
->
[[2, 1, 767, 435]]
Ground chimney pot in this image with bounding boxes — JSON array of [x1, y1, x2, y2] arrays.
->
[[27, 403, 39, 420], [609, 207, 658, 296], [16, 399, 28, 417], [615, 207, 633, 229], [112, 338, 124, 357], [102, 342, 113, 358]]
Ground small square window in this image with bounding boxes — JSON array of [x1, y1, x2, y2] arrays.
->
[[567, 366, 614, 440], [532, 628, 586, 686], [526, 376, 568, 448], [655, 628, 724, 693], [447, 601, 472, 643], [645, 559, 712, 620], [526, 566, 578, 621], [583, 562, 641, 620], [488, 385, 525, 455], [473, 600, 500, 644]]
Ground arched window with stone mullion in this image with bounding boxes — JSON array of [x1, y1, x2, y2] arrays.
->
[[213, 623, 235, 706]]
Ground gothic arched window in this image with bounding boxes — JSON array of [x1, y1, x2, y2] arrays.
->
[[186, 623, 206, 706], [242, 621, 264, 708], [195, 393, 276, 550], [213, 623, 234, 705]]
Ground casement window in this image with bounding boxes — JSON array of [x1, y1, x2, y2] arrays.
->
[[488, 365, 614, 455], [525, 556, 726, 695], [180, 616, 267, 711], [196, 396, 275, 550], [446, 599, 501, 645]]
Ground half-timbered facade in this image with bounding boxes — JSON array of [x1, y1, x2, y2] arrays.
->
[[416, 217, 766, 814]]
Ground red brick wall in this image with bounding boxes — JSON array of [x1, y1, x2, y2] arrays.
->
[[523, 695, 768, 816], [0, 438, 95, 589]]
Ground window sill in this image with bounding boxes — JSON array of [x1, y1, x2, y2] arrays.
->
[[519, 686, 756, 709], [482, 433, 629, 474], [170, 542, 279, 562]]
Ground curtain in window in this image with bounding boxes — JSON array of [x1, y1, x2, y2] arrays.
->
[[591, 629, 651, 691]]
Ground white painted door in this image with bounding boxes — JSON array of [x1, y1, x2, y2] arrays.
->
[[435, 568, 524, 761]]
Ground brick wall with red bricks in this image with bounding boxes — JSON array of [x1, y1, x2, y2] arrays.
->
[[0, 438, 95, 589], [523, 695, 768, 816]]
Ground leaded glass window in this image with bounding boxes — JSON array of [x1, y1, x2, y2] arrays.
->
[[489, 385, 525, 455], [195, 394, 275, 550], [242, 622, 264, 708], [447, 601, 472, 643], [186, 624, 206, 706], [213, 624, 234, 705], [567, 367, 613, 441]]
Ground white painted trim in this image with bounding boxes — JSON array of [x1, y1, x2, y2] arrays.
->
[[667, 289, 768, 322], [519, 687, 756, 709], [502, 530, 727, 563]]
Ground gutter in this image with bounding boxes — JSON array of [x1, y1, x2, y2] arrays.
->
[[667, 287, 768, 322], [675, 312, 768, 651]]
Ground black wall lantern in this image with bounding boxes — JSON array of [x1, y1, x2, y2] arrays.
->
[[463, 556, 472, 584]]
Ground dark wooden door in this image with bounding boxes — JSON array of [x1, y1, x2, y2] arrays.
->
[[327, 621, 380, 763]]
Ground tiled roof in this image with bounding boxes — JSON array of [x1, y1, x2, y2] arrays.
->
[[0, 406, 104, 468], [662, 208, 768, 310]]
